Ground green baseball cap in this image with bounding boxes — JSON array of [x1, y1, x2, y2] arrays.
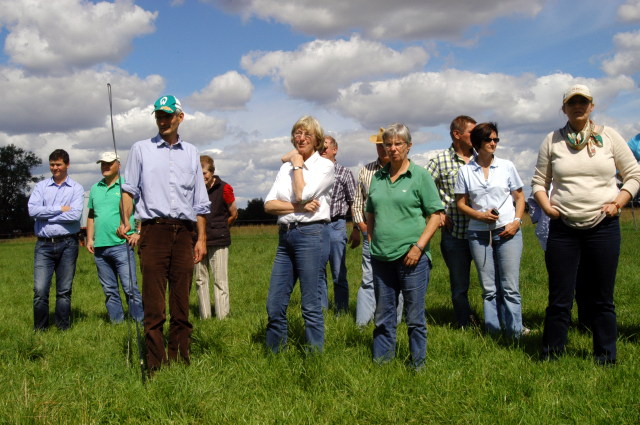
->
[[153, 95, 182, 114]]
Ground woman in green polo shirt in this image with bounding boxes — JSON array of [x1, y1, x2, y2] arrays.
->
[[365, 123, 444, 369]]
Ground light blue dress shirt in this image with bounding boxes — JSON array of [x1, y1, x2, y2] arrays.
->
[[122, 134, 211, 222], [28, 176, 84, 237], [454, 156, 523, 231]]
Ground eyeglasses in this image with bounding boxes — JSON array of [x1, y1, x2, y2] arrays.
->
[[294, 131, 315, 141], [383, 142, 406, 149], [483, 138, 500, 143]]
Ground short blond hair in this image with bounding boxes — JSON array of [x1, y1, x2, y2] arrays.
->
[[291, 116, 326, 152]]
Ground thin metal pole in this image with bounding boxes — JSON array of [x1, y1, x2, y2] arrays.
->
[[107, 83, 146, 384]]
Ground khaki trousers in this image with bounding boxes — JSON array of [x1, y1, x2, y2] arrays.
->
[[194, 245, 229, 319]]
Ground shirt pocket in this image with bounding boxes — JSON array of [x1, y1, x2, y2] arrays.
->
[[178, 166, 196, 198]]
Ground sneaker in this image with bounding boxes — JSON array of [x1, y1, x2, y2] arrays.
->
[[522, 327, 531, 336]]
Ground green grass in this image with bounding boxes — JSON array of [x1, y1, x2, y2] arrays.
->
[[1, 214, 640, 423]]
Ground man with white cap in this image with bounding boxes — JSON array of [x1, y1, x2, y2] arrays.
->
[[117, 95, 210, 373], [353, 128, 403, 327], [86, 151, 143, 324]]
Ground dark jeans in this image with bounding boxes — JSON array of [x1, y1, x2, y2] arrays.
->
[[372, 254, 430, 369], [138, 221, 195, 370], [33, 237, 79, 330], [542, 217, 620, 363]]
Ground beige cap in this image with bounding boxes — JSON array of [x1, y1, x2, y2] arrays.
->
[[563, 84, 593, 103], [96, 151, 119, 163]]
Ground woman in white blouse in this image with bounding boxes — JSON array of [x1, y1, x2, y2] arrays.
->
[[455, 122, 526, 338], [532, 84, 640, 365], [263, 116, 335, 353]]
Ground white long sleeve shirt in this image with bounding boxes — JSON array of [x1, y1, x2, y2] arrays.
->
[[265, 151, 335, 224]]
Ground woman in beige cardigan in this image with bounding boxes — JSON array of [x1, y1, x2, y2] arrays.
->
[[531, 84, 640, 365]]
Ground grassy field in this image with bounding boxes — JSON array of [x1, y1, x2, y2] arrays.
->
[[1, 214, 640, 424]]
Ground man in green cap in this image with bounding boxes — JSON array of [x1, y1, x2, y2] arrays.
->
[[118, 95, 211, 373]]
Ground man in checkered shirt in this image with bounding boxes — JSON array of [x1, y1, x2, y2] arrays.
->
[[426, 115, 477, 328], [319, 136, 358, 313]]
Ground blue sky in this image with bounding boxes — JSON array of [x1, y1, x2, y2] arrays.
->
[[1, 0, 639, 206]]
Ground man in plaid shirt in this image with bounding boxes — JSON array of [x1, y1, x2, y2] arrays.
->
[[319, 136, 358, 313], [426, 115, 477, 328]]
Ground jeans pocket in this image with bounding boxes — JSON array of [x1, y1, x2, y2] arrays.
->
[[65, 237, 79, 247], [331, 220, 346, 231], [297, 223, 322, 236]]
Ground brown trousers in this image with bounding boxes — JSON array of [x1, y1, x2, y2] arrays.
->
[[138, 221, 195, 370]]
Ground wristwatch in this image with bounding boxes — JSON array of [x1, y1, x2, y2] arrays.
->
[[613, 201, 622, 215], [514, 217, 522, 225], [293, 166, 303, 171]]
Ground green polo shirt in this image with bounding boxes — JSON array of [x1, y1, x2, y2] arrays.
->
[[87, 177, 135, 248], [365, 160, 444, 262]]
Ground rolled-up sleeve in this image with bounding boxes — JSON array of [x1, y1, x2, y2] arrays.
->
[[352, 168, 366, 223], [122, 144, 141, 200], [192, 155, 211, 215], [300, 159, 334, 203]]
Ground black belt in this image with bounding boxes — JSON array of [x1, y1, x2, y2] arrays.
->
[[142, 218, 192, 226], [37, 233, 78, 243], [279, 220, 326, 232], [331, 215, 346, 222]]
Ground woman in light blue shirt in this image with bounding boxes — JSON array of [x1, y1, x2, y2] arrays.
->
[[454, 122, 526, 337]]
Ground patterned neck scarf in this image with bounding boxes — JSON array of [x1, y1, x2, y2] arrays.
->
[[560, 120, 603, 157]]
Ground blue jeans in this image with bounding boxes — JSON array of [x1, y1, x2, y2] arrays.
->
[[266, 223, 326, 353], [542, 217, 620, 363], [356, 232, 403, 326], [372, 254, 430, 369], [320, 218, 349, 312], [33, 237, 79, 330], [468, 228, 523, 337], [94, 243, 144, 323], [440, 229, 473, 327]]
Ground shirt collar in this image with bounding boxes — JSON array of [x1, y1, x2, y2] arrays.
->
[[448, 143, 477, 162], [379, 159, 415, 177], [47, 176, 71, 187], [469, 155, 498, 170], [303, 151, 320, 168], [153, 133, 183, 148], [97, 176, 122, 188]]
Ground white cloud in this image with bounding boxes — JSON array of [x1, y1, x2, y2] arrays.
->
[[204, 0, 542, 41], [186, 71, 254, 112], [332, 70, 635, 140], [618, 0, 640, 22], [0, 66, 164, 135], [0, 107, 227, 192], [1, 0, 156, 74], [241, 35, 429, 102], [602, 29, 640, 76]]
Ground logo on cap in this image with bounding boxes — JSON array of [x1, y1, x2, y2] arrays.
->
[[160, 97, 168, 106]]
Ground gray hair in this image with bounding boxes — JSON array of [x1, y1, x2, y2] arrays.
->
[[382, 123, 411, 145]]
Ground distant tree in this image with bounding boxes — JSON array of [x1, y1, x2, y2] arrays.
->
[[0, 144, 43, 235], [237, 198, 277, 224]]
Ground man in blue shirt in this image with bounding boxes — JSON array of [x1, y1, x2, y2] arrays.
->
[[118, 95, 210, 373], [28, 149, 84, 331]]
